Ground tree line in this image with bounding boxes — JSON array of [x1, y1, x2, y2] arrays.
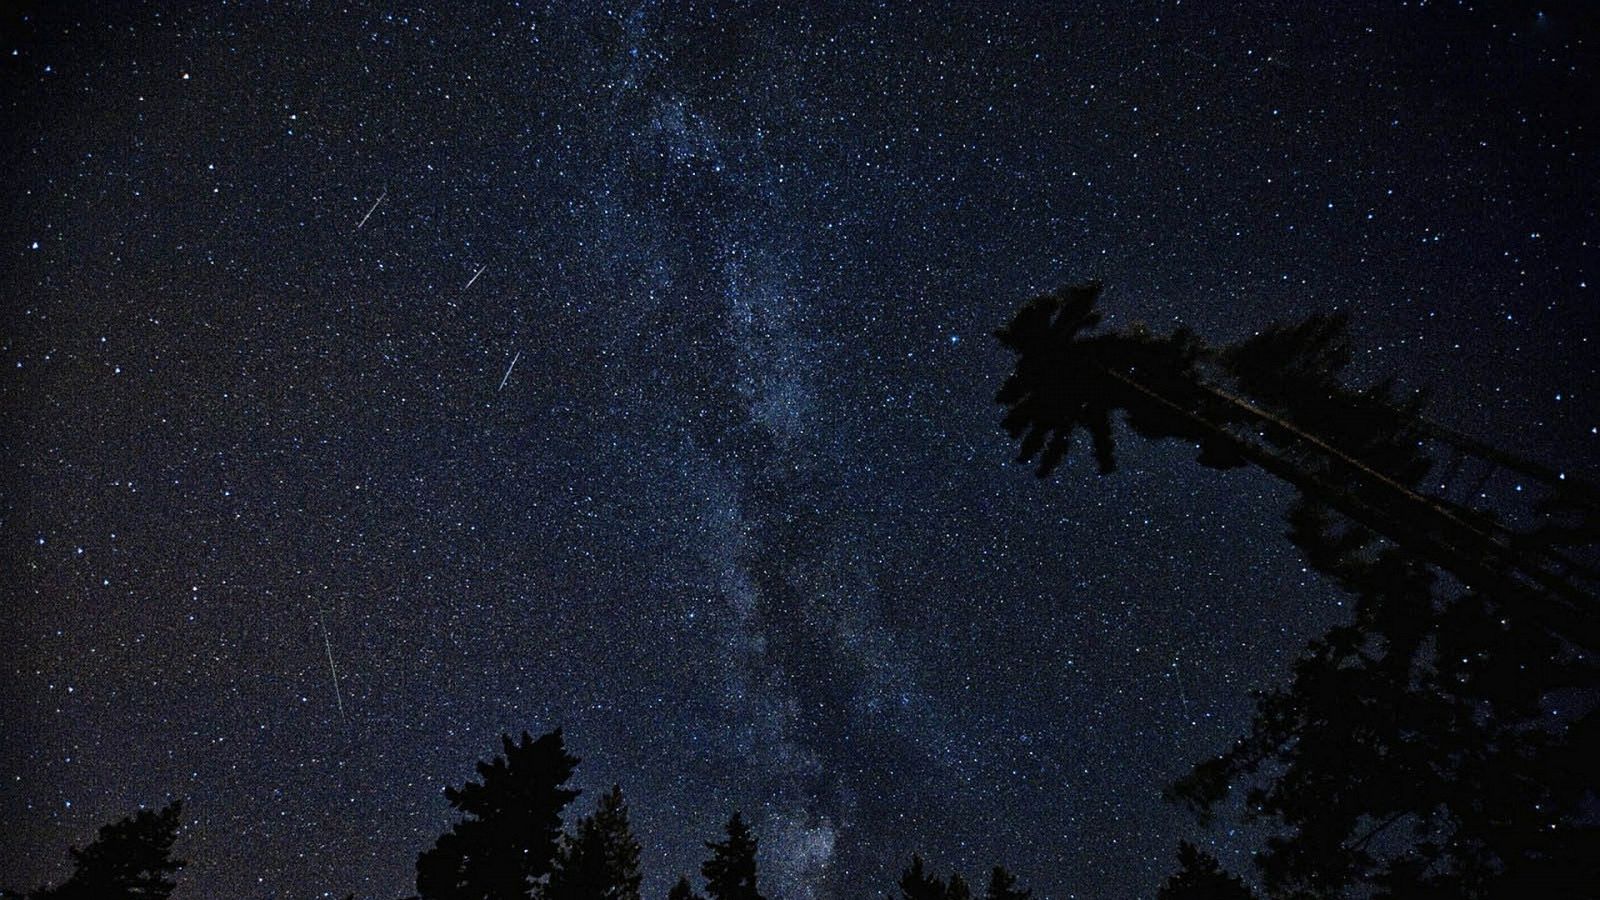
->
[[3, 728, 1051, 900], [10, 281, 1594, 898]]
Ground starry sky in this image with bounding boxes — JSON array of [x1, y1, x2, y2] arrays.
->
[[2, 2, 1596, 898]]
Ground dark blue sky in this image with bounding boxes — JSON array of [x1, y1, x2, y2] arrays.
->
[[3, 3, 1595, 898]]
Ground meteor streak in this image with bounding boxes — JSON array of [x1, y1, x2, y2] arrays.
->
[[355, 190, 386, 229], [319, 611, 348, 725], [498, 350, 521, 391]]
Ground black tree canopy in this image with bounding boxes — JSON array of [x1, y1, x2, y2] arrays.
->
[[996, 283, 1599, 898], [416, 729, 581, 900], [25, 801, 185, 900], [699, 813, 764, 900]]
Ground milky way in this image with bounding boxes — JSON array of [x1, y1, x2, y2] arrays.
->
[[3, 4, 1596, 899]]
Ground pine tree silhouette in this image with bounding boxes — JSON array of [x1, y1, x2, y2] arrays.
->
[[996, 283, 1599, 897], [545, 784, 643, 900], [27, 801, 185, 900], [416, 729, 581, 900], [665, 876, 702, 900], [700, 813, 763, 900], [982, 867, 1030, 900], [897, 855, 947, 900], [1155, 843, 1255, 900], [995, 282, 1594, 602], [896, 855, 985, 900]]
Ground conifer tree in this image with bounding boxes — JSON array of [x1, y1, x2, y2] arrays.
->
[[994, 282, 1591, 600], [982, 867, 1029, 900], [28, 801, 185, 900], [995, 283, 1599, 897], [417, 729, 581, 900], [700, 813, 763, 900], [944, 873, 971, 900], [897, 855, 947, 900], [665, 876, 701, 900], [1155, 843, 1255, 900], [545, 784, 643, 900]]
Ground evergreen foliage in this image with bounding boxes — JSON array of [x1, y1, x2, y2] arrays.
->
[[896, 855, 990, 900], [416, 729, 581, 900], [699, 813, 763, 900], [1155, 842, 1255, 900], [27, 802, 185, 900], [665, 876, 702, 900], [898, 855, 948, 900], [545, 784, 643, 900], [982, 866, 1030, 900], [996, 283, 1600, 897]]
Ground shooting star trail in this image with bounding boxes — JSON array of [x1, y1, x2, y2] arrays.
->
[[1173, 654, 1193, 725], [463, 264, 487, 291], [498, 350, 521, 391], [355, 190, 386, 230], [319, 611, 348, 726]]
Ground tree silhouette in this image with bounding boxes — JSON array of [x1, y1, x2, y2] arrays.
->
[[995, 282, 1594, 603], [1155, 843, 1255, 900], [996, 283, 1599, 897], [699, 813, 763, 900], [665, 876, 701, 900], [417, 729, 581, 900], [25, 801, 185, 900], [896, 855, 985, 900], [897, 855, 948, 900], [545, 784, 643, 900], [982, 866, 1030, 900]]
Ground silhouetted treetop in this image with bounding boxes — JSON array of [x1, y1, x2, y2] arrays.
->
[[666, 875, 702, 900], [995, 280, 1210, 476], [1155, 842, 1255, 900], [417, 729, 581, 900], [896, 855, 990, 900], [995, 281, 1598, 606], [700, 813, 763, 900], [898, 855, 947, 900], [26, 801, 185, 900], [982, 866, 1030, 900], [996, 282, 1599, 898], [546, 783, 643, 900]]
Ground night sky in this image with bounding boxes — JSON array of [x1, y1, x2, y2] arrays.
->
[[3, 2, 1596, 898]]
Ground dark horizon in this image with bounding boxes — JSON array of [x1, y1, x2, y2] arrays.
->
[[3, 3, 1596, 898]]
